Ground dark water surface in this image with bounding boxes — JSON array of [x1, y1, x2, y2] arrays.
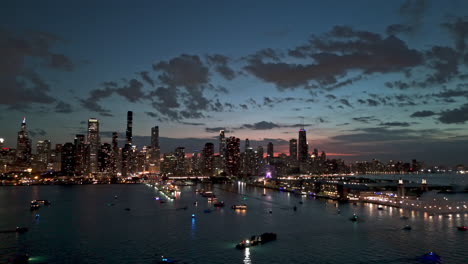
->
[[1, 183, 467, 263]]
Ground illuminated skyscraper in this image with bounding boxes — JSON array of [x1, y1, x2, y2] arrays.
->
[[203, 143, 214, 176], [289, 139, 297, 160], [16, 117, 32, 164], [126, 111, 133, 145], [111, 132, 119, 175], [219, 130, 226, 157], [61, 142, 76, 176], [99, 143, 112, 173], [298, 128, 308, 163], [87, 118, 100, 174], [225, 136, 240, 176], [0, 138, 4, 149], [74, 135, 86, 175], [36, 140, 51, 171]]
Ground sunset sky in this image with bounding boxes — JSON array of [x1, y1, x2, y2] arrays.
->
[[2, 0, 468, 165]]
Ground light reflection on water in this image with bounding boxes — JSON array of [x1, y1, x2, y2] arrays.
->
[[243, 248, 251, 264]]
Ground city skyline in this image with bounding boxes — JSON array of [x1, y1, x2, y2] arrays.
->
[[2, 0, 468, 165]]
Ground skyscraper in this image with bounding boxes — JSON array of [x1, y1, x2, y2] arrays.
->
[[151, 126, 159, 149], [111, 132, 119, 175], [36, 140, 51, 169], [126, 111, 133, 145], [298, 128, 308, 163], [226, 136, 240, 176], [174, 147, 186, 175], [74, 135, 86, 175], [267, 142, 274, 163], [202, 143, 214, 176], [99, 143, 112, 173], [289, 139, 298, 160], [219, 130, 226, 157], [87, 118, 100, 174], [61, 142, 76, 176], [245, 138, 250, 150], [16, 117, 31, 164]]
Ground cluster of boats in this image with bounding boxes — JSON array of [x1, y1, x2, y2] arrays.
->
[[197, 189, 247, 210], [30, 199, 50, 210], [235, 232, 277, 249]]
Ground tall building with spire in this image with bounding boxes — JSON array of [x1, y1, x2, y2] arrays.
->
[[126, 111, 133, 145], [298, 128, 308, 163], [16, 117, 31, 165], [87, 118, 100, 174], [219, 130, 226, 158]]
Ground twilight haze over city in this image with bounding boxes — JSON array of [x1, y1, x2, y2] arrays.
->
[[2, 0, 468, 165]]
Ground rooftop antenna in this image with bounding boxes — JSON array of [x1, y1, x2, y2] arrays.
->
[[300, 116, 304, 130]]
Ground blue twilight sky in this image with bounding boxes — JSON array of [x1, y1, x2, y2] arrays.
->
[[2, 0, 468, 165]]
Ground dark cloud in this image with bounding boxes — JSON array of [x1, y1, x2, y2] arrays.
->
[[379, 122, 411, 127], [29, 128, 47, 138], [438, 103, 468, 124], [55, 101, 72, 113], [153, 54, 209, 87], [79, 98, 112, 116], [238, 121, 313, 130], [339, 99, 353, 107], [206, 54, 236, 80], [410, 110, 436, 118], [357, 98, 380, 107], [246, 26, 423, 89], [242, 121, 279, 130], [205, 127, 230, 133], [432, 87, 468, 98], [442, 17, 468, 52], [180, 122, 205, 126], [352, 116, 380, 124], [115, 79, 145, 102], [139, 71, 154, 87], [0, 28, 73, 108]]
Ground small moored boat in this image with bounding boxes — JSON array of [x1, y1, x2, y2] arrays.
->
[[214, 201, 224, 208], [402, 225, 412, 230], [30, 201, 40, 210], [350, 214, 358, 222], [232, 204, 247, 210], [457, 226, 467, 231], [235, 233, 277, 249]]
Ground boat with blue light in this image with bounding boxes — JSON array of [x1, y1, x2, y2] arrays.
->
[[417, 252, 441, 263]]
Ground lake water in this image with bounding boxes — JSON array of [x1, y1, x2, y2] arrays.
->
[[1, 181, 467, 263]]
